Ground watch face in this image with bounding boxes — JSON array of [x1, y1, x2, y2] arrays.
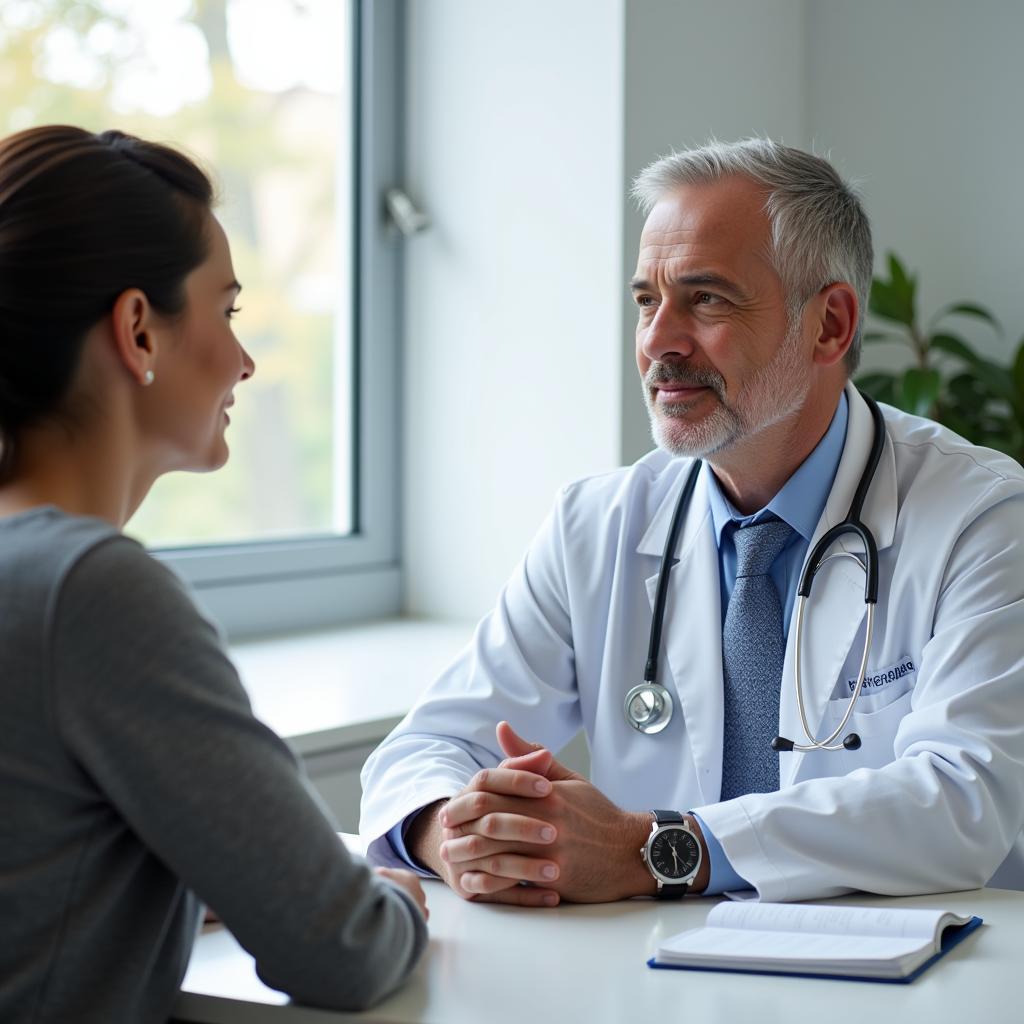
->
[[649, 826, 700, 882]]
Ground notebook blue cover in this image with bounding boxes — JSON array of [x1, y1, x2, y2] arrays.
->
[[646, 914, 982, 984]]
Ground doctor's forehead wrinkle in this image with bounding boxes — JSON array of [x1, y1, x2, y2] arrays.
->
[[636, 230, 701, 264], [629, 271, 752, 303]]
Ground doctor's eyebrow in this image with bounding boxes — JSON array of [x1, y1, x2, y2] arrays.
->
[[629, 272, 750, 301]]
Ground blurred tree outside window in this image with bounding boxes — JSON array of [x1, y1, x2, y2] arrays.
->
[[0, 0, 353, 546]]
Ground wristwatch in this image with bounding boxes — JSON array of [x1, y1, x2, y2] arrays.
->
[[641, 810, 702, 898]]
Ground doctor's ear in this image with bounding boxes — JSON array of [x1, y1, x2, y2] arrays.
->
[[110, 288, 160, 387], [811, 283, 858, 368]]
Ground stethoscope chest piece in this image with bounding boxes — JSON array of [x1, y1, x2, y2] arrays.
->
[[624, 683, 674, 734]]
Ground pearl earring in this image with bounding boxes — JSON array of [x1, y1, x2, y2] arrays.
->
[[143, 370, 155, 386]]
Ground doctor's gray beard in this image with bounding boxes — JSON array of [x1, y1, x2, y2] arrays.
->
[[643, 320, 810, 458]]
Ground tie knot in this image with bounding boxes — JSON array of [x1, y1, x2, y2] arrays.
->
[[732, 518, 793, 577]]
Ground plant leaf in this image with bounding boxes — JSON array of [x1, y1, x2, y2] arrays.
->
[[900, 367, 941, 417], [888, 252, 910, 291], [929, 332, 979, 364], [936, 302, 1002, 335], [970, 358, 1017, 403], [948, 371, 986, 402], [862, 330, 898, 343], [1014, 337, 1024, 401], [855, 372, 898, 405], [869, 254, 916, 327], [869, 278, 915, 327]]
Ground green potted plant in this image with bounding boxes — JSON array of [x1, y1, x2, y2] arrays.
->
[[855, 253, 1024, 464]]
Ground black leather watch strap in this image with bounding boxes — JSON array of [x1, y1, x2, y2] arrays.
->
[[657, 881, 689, 899], [652, 809, 685, 825]]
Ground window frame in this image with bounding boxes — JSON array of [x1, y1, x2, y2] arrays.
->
[[155, 0, 404, 640]]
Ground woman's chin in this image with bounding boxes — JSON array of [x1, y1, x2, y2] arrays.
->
[[206, 443, 230, 472], [180, 442, 230, 475]]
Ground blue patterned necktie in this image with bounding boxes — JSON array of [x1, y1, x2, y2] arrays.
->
[[720, 517, 793, 800]]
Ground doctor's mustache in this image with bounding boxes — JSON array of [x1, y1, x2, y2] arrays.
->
[[643, 362, 727, 399]]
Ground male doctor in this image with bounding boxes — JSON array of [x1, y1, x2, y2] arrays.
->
[[361, 139, 1024, 905]]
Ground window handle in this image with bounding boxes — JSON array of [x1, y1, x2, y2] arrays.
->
[[385, 188, 429, 236]]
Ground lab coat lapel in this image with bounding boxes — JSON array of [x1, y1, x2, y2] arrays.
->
[[638, 463, 723, 804], [778, 384, 898, 787]]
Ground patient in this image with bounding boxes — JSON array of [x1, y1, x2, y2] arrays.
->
[[0, 125, 427, 1024]]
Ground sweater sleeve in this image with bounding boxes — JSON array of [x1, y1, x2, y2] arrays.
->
[[49, 536, 426, 1011]]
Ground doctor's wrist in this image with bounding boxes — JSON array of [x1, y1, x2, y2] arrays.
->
[[682, 813, 711, 895], [405, 799, 449, 877], [623, 811, 660, 898]]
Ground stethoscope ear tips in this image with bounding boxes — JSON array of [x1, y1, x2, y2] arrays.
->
[[772, 734, 861, 752]]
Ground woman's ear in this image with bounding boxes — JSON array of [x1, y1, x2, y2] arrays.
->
[[110, 288, 159, 387], [812, 282, 859, 368]]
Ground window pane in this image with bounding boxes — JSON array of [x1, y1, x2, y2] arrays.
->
[[0, 0, 354, 546]]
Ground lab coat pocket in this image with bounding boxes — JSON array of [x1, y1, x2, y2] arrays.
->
[[827, 688, 915, 770]]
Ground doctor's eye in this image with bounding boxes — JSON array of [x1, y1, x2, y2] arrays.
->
[[695, 291, 721, 305]]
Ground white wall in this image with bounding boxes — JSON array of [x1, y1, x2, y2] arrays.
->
[[402, 0, 1024, 620], [401, 0, 625, 618], [805, 0, 1024, 367]]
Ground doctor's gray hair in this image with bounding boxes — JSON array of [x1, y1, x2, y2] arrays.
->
[[631, 138, 873, 374]]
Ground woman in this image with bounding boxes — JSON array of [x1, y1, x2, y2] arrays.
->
[[0, 126, 427, 1024]]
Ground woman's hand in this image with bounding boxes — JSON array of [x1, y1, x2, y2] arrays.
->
[[375, 867, 430, 921]]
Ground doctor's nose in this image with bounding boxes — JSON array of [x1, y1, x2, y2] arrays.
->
[[639, 307, 698, 364]]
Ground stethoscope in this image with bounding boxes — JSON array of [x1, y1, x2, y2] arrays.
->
[[623, 392, 887, 755]]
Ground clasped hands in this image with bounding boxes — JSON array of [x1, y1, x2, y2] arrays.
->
[[413, 721, 654, 907]]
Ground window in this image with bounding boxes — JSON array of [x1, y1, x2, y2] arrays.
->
[[0, 0, 403, 636]]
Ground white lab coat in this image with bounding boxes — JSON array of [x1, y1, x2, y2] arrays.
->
[[361, 385, 1024, 901]]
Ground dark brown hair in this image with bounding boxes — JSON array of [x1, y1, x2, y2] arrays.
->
[[0, 125, 214, 478]]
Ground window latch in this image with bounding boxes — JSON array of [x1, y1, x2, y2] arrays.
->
[[385, 188, 429, 237]]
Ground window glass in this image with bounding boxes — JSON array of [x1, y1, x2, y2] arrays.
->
[[0, 0, 353, 546]]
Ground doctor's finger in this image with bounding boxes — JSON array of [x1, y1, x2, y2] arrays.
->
[[443, 812, 556, 847], [474, 886, 560, 908], [457, 853, 560, 891], [465, 766, 552, 798], [497, 747, 553, 774], [442, 790, 547, 829], [442, 830, 554, 867]]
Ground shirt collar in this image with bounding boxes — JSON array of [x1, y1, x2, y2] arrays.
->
[[706, 391, 849, 544]]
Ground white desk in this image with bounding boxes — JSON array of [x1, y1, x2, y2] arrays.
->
[[173, 848, 1021, 1023], [189, 636, 1016, 1021]]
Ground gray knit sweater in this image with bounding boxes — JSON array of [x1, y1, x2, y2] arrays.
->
[[0, 509, 426, 1024]]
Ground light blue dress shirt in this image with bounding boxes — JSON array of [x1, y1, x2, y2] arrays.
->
[[696, 391, 848, 893], [389, 394, 849, 895], [707, 392, 850, 632]]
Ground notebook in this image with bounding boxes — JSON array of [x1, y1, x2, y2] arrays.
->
[[648, 901, 982, 983]]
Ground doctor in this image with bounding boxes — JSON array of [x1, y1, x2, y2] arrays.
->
[[361, 138, 1024, 905]]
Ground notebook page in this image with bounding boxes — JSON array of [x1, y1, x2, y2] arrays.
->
[[658, 926, 926, 967], [706, 902, 960, 942]]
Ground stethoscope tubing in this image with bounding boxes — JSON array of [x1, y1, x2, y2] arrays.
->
[[643, 459, 703, 687], [784, 394, 886, 751], [792, 588, 876, 750], [798, 396, 886, 603]]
